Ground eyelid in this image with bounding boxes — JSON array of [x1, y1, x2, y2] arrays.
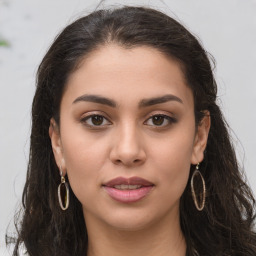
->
[[144, 113, 177, 127], [80, 113, 112, 127], [79, 111, 177, 129]]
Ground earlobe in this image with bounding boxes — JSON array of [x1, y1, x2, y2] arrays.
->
[[191, 111, 211, 165], [49, 118, 66, 173]]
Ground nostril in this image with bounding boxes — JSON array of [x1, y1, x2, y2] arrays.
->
[[113, 158, 143, 166], [113, 159, 122, 165]]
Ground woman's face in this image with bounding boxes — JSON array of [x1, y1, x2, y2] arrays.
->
[[50, 45, 209, 231]]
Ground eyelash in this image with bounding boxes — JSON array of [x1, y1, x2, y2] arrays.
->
[[145, 114, 177, 127], [81, 114, 111, 128], [80, 114, 177, 129]]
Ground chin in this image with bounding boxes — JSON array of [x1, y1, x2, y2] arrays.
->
[[108, 217, 155, 232], [99, 206, 169, 232]]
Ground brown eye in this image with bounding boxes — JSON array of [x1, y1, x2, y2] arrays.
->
[[91, 115, 104, 125], [145, 114, 177, 127], [152, 116, 165, 126], [81, 114, 111, 127]]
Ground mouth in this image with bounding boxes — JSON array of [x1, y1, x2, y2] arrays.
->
[[112, 184, 143, 190], [102, 176, 155, 203]]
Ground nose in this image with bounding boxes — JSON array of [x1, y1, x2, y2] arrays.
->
[[109, 123, 146, 167]]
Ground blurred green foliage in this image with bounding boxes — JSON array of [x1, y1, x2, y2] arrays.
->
[[0, 39, 10, 47], [0, 0, 10, 47]]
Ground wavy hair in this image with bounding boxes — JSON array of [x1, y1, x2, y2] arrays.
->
[[7, 6, 256, 256]]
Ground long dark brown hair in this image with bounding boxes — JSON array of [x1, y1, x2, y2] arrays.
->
[[7, 5, 256, 256]]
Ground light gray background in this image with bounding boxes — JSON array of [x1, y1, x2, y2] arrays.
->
[[0, 0, 256, 254]]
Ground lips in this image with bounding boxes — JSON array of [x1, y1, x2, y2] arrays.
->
[[104, 176, 154, 187], [102, 176, 154, 203]]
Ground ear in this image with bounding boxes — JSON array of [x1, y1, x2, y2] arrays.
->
[[49, 118, 66, 175], [191, 111, 211, 165]]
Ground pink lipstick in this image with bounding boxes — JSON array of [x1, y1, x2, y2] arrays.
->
[[103, 176, 154, 203]]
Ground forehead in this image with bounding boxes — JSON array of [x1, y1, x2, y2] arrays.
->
[[63, 44, 193, 108]]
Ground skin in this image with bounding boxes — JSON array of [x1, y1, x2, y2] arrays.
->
[[49, 44, 210, 256]]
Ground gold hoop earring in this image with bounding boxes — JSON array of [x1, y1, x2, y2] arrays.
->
[[191, 163, 206, 211], [58, 169, 69, 211]]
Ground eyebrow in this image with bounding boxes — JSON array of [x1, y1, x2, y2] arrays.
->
[[73, 94, 117, 107], [72, 94, 183, 108], [138, 94, 183, 108]]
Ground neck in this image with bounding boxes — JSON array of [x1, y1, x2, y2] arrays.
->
[[85, 210, 186, 256]]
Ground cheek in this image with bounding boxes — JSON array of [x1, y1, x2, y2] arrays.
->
[[60, 129, 110, 200], [151, 128, 195, 194], [61, 118, 110, 168]]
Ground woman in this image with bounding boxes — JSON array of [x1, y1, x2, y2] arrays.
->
[[8, 5, 256, 256]]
